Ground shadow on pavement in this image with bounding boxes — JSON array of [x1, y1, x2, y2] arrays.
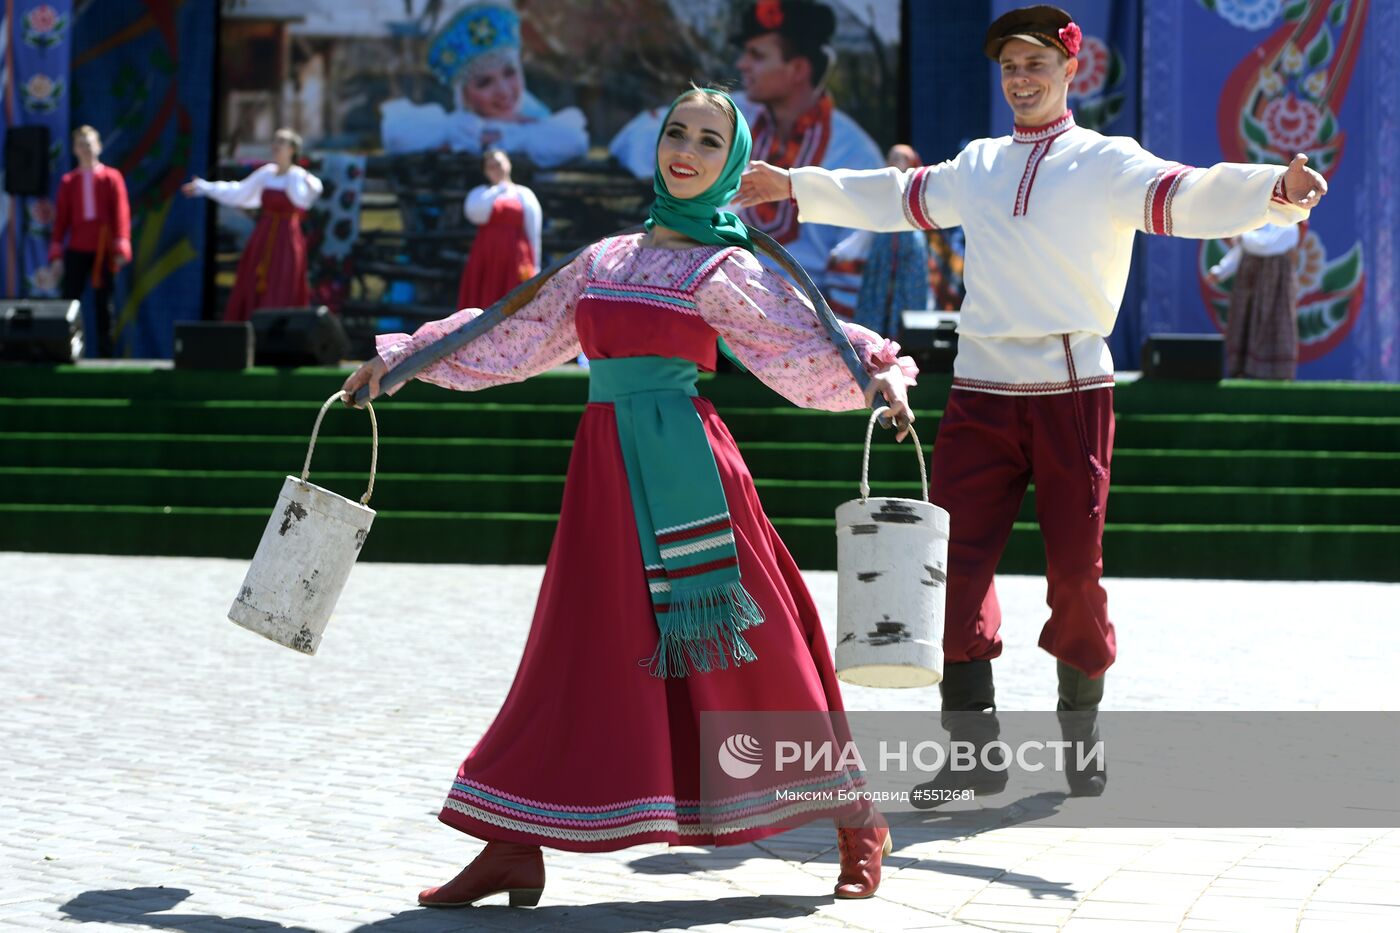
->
[[61, 886, 835, 932], [624, 791, 1079, 898], [60, 887, 318, 931]]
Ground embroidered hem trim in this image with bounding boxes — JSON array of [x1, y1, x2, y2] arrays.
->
[[441, 769, 866, 844], [1144, 165, 1197, 235], [1012, 111, 1076, 144], [902, 166, 938, 230], [952, 375, 1116, 396]]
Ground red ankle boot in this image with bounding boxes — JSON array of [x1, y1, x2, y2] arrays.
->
[[834, 825, 892, 899], [418, 840, 545, 908]]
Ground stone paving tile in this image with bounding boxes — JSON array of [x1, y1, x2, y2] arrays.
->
[[6, 554, 1400, 932]]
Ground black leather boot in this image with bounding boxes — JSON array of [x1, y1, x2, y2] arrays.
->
[[911, 660, 1008, 809], [1057, 659, 1107, 797]]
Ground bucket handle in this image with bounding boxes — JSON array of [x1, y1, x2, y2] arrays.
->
[[302, 391, 378, 506], [860, 406, 927, 504]]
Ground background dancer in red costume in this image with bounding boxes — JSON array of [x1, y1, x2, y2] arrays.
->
[[50, 125, 131, 358], [182, 128, 323, 322], [456, 147, 542, 311]]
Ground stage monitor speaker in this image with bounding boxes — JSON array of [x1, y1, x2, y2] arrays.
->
[[174, 320, 254, 370], [0, 299, 83, 363], [1141, 333, 1224, 382], [898, 309, 960, 374], [4, 126, 51, 196], [250, 306, 351, 367]]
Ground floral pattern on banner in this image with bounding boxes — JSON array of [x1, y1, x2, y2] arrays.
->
[[1, 1, 73, 300], [20, 73, 65, 114], [21, 3, 67, 47], [25, 199, 55, 239], [1067, 34, 1126, 131], [1199, 0, 1284, 31], [1197, 0, 1368, 364]]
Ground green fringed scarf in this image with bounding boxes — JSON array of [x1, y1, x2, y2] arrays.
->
[[589, 357, 763, 678]]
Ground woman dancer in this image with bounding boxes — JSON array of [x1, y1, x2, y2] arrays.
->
[[183, 128, 323, 322], [457, 148, 542, 310], [344, 88, 915, 907]]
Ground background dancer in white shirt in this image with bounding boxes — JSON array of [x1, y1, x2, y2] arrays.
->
[[738, 3, 1327, 800]]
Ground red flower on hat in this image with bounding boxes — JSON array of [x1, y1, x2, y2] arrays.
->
[[756, 0, 784, 30], [1058, 22, 1082, 56]]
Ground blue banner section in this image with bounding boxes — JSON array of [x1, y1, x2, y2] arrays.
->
[[1143, 0, 1383, 381], [1, 0, 73, 299], [68, 0, 214, 358]]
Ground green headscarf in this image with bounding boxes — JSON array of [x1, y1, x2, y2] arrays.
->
[[645, 89, 754, 254]]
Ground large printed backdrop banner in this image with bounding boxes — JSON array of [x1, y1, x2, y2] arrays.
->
[[213, 0, 900, 326], [68, 0, 214, 358], [1, 1, 73, 301], [1143, 0, 1390, 382]]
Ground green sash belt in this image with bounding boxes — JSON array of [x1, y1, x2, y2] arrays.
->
[[589, 356, 764, 677]]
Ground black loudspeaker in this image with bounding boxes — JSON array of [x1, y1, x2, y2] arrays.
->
[[250, 306, 351, 367], [0, 299, 83, 362], [4, 126, 51, 196], [1141, 333, 1225, 381], [898, 309, 960, 374], [173, 321, 254, 370]]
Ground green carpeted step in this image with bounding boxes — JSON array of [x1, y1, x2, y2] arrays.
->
[[5, 433, 1397, 488], [0, 397, 944, 446], [5, 468, 1399, 526], [6, 365, 1400, 416], [2, 503, 1396, 581], [1111, 378, 1400, 418], [0, 431, 922, 483], [1114, 414, 1400, 453], [7, 398, 1400, 452]]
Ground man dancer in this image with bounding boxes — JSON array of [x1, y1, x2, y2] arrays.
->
[[50, 125, 131, 358], [732, 0, 882, 316], [738, 4, 1326, 797]]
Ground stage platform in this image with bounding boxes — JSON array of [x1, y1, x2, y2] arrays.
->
[[1, 362, 1396, 580]]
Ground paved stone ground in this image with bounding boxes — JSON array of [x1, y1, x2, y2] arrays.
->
[[4, 552, 1400, 932]]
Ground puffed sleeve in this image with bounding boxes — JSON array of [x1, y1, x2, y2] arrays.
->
[[792, 154, 965, 233], [463, 184, 497, 225], [1110, 137, 1309, 237], [516, 107, 589, 169], [518, 185, 543, 270], [693, 249, 918, 412], [380, 99, 452, 154], [1209, 243, 1243, 281], [284, 167, 323, 210], [194, 164, 271, 210], [373, 249, 586, 395]]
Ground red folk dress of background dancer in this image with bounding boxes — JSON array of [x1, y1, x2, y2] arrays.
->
[[457, 148, 542, 310], [182, 128, 324, 322]]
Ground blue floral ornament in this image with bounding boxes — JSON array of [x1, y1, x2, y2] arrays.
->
[[427, 4, 521, 86]]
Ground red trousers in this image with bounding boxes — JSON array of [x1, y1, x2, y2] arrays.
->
[[929, 388, 1118, 677]]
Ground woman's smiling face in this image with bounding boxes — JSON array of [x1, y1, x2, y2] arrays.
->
[[656, 98, 733, 200]]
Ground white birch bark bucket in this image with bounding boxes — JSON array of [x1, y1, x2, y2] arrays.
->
[[228, 391, 377, 655], [834, 407, 948, 688]]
